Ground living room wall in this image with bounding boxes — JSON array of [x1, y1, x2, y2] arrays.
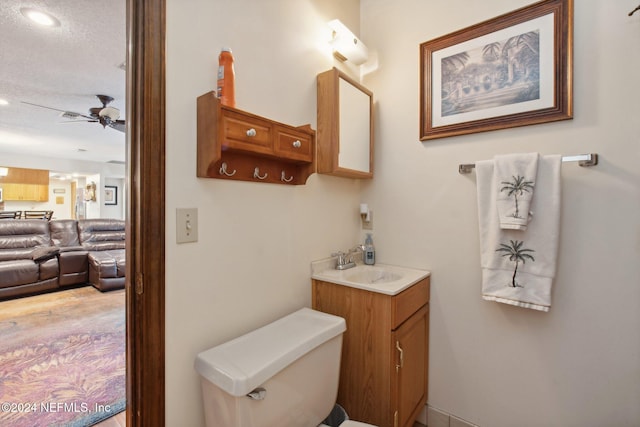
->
[[3, 177, 73, 218], [0, 153, 125, 220]]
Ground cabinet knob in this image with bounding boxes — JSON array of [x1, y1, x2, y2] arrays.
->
[[246, 128, 257, 137], [292, 140, 302, 148]]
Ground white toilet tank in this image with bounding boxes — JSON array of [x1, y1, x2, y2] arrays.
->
[[194, 308, 347, 427]]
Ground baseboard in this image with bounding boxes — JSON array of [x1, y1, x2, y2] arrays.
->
[[426, 405, 478, 427]]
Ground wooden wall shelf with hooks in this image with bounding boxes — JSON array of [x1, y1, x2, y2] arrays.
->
[[197, 92, 316, 185]]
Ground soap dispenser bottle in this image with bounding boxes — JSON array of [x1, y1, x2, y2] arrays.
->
[[364, 233, 375, 265]]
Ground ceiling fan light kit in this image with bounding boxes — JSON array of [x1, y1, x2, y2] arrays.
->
[[99, 107, 120, 121]]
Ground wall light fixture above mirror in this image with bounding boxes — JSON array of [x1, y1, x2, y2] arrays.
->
[[327, 19, 369, 66]]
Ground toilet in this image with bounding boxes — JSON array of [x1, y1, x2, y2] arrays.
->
[[194, 307, 377, 427]]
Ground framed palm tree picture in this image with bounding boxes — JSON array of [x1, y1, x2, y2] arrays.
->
[[420, 0, 573, 140]]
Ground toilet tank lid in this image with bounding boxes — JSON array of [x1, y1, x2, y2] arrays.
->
[[194, 307, 346, 397]]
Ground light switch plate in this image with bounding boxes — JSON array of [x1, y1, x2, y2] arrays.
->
[[176, 208, 198, 243]]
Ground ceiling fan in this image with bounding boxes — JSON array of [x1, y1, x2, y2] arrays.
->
[[22, 94, 125, 133]]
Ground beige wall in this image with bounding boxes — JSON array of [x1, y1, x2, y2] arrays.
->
[[165, 0, 363, 425], [166, 0, 640, 426], [361, 0, 640, 426]]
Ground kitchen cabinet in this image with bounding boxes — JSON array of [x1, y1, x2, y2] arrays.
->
[[0, 166, 50, 202], [197, 92, 315, 185], [312, 276, 429, 427], [0, 183, 49, 201]]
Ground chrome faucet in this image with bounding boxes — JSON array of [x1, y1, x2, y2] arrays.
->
[[332, 245, 365, 270]]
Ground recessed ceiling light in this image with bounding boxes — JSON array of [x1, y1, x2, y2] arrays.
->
[[0, 99, 9, 106], [20, 8, 61, 27]]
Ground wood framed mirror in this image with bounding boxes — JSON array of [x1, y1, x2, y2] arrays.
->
[[317, 68, 373, 178]]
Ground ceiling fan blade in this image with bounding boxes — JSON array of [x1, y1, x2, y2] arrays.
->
[[23, 96, 123, 132], [21, 101, 94, 120], [59, 120, 99, 124], [108, 119, 126, 133]]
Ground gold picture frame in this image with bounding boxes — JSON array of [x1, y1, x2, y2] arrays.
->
[[420, 0, 573, 140]]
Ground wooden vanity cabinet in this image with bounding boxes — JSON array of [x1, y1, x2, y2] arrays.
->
[[197, 91, 315, 185], [312, 276, 430, 427]]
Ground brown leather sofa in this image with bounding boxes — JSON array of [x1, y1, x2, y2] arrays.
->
[[0, 220, 59, 300], [49, 219, 89, 286], [0, 218, 125, 300], [77, 219, 126, 291]]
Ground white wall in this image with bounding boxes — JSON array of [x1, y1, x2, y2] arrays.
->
[[165, 1, 363, 425], [0, 153, 125, 220], [361, 1, 640, 426], [4, 178, 73, 218], [102, 177, 125, 219]]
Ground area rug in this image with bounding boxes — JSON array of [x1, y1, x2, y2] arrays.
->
[[0, 286, 125, 427]]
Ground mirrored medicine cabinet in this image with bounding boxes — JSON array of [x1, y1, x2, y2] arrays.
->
[[317, 68, 373, 179]]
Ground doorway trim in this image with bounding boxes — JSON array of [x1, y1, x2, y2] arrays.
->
[[126, 0, 166, 425]]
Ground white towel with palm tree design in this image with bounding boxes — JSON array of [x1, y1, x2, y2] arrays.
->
[[495, 152, 538, 230], [476, 154, 562, 312]]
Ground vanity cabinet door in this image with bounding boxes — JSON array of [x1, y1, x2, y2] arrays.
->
[[312, 276, 430, 427], [392, 304, 429, 427]]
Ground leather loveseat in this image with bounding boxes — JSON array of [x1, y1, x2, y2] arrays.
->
[[0, 218, 125, 300]]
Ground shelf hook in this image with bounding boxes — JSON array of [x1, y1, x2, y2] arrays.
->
[[219, 162, 236, 176], [281, 171, 294, 182], [253, 167, 268, 180]]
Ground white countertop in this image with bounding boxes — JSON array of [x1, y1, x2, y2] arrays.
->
[[311, 259, 430, 296]]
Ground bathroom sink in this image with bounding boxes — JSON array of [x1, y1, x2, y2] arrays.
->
[[310, 262, 430, 295], [344, 267, 403, 284]]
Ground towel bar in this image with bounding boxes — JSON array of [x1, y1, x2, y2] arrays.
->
[[458, 153, 598, 174]]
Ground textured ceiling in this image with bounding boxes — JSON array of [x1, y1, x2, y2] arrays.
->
[[0, 1, 126, 164]]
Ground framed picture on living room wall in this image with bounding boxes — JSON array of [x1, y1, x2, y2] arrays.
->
[[104, 186, 117, 205]]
